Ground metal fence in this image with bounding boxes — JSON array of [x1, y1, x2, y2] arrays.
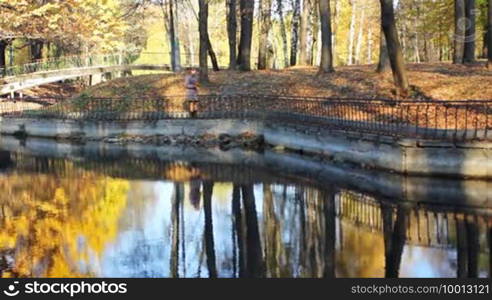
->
[[1, 94, 491, 142]]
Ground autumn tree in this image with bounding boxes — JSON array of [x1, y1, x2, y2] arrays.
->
[[318, 0, 334, 74], [0, 0, 146, 61], [380, 0, 409, 96], [258, 0, 272, 70]]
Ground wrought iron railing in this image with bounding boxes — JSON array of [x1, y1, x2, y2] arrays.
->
[[1, 95, 491, 142]]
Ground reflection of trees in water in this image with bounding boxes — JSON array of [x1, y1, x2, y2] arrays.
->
[[0, 167, 129, 277], [203, 181, 217, 278], [171, 183, 184, 278], [383, 204, 409, 278], [323, 189, 336, 278], [0, 151, 13, 170], [189, 182, 490, 278], [263, 184, 287, 277], [1, 161, 491, 278], [189, 180, 201, 210], [241, 185, 265, 278], [232, 184, 245, 277]]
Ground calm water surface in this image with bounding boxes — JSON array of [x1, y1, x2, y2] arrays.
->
[[0, 150, 490, 278]]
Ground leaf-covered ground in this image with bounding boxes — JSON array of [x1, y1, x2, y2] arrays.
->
[[3, 62, 490, 132], [74, 62, 492, 101]]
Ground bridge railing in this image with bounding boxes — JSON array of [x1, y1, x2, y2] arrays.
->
[[0, 52, 143, 78], [0, 52, 228, 78], [1, 95, 491, 142]]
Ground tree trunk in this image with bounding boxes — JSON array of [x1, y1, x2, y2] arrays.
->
[[203, 182, 217, 278], [489, 225, 492, 278], [379, 0, 409, 96], [347, 0, 357, 65], [0, 40, 7, 74], [237, 0, 254, 71], [456, 218, 468, 278], [466, 220, 479, 278], [299, 0, 312, 65], [385, 205, 409, 278], [30, 39, 43, 61], [488, 0, 492, 68], [367, 27, 373, 64], [241, 185, 265, 278], [332, 0, 340, 65], [414, 17, 421, 63], [290, 0, 301, 66], [312, 2, 320, 66], [167, 0, 181, 71], [463, 0, 476, 63], [232, 185, 246, 277], [377, 29, 390, 73], [206, 37, 220, 71], [318, 0, 334, 74], [483, 30, 488, 59], [355, 8, 366, 65], [322, 189, 336, 278], [184, 35, 192, 66], [276, 0, 289, 68], [226, 0, 238, 70], [198, 0, 209, 82], [170, 183, 183, 277], [258, 0, 272, 70]]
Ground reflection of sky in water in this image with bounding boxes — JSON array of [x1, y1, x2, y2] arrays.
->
[[97, 182, 263, 277], [2, 166, 489, 278], [84, 182, 488, 278], [400, 246, 455, 278], [100, 181, 174, 277]]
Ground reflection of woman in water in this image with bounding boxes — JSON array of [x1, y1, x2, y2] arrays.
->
[[189, 180, 201, 210], [0, 151, 13, 171], [184, 68, 199, 117]]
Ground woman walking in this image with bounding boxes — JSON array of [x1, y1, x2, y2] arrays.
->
[[184, 68, 199, 117]]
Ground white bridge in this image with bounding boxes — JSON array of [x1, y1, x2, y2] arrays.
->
[[0, 52, 194, 95]]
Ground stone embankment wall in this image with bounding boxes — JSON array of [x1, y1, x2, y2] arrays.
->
[[0, 117, 490, 178]]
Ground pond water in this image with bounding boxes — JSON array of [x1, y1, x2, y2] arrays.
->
[[0, 149, 490, 278]]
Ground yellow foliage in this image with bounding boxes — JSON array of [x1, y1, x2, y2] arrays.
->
[[0, 166, 129, 277]]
